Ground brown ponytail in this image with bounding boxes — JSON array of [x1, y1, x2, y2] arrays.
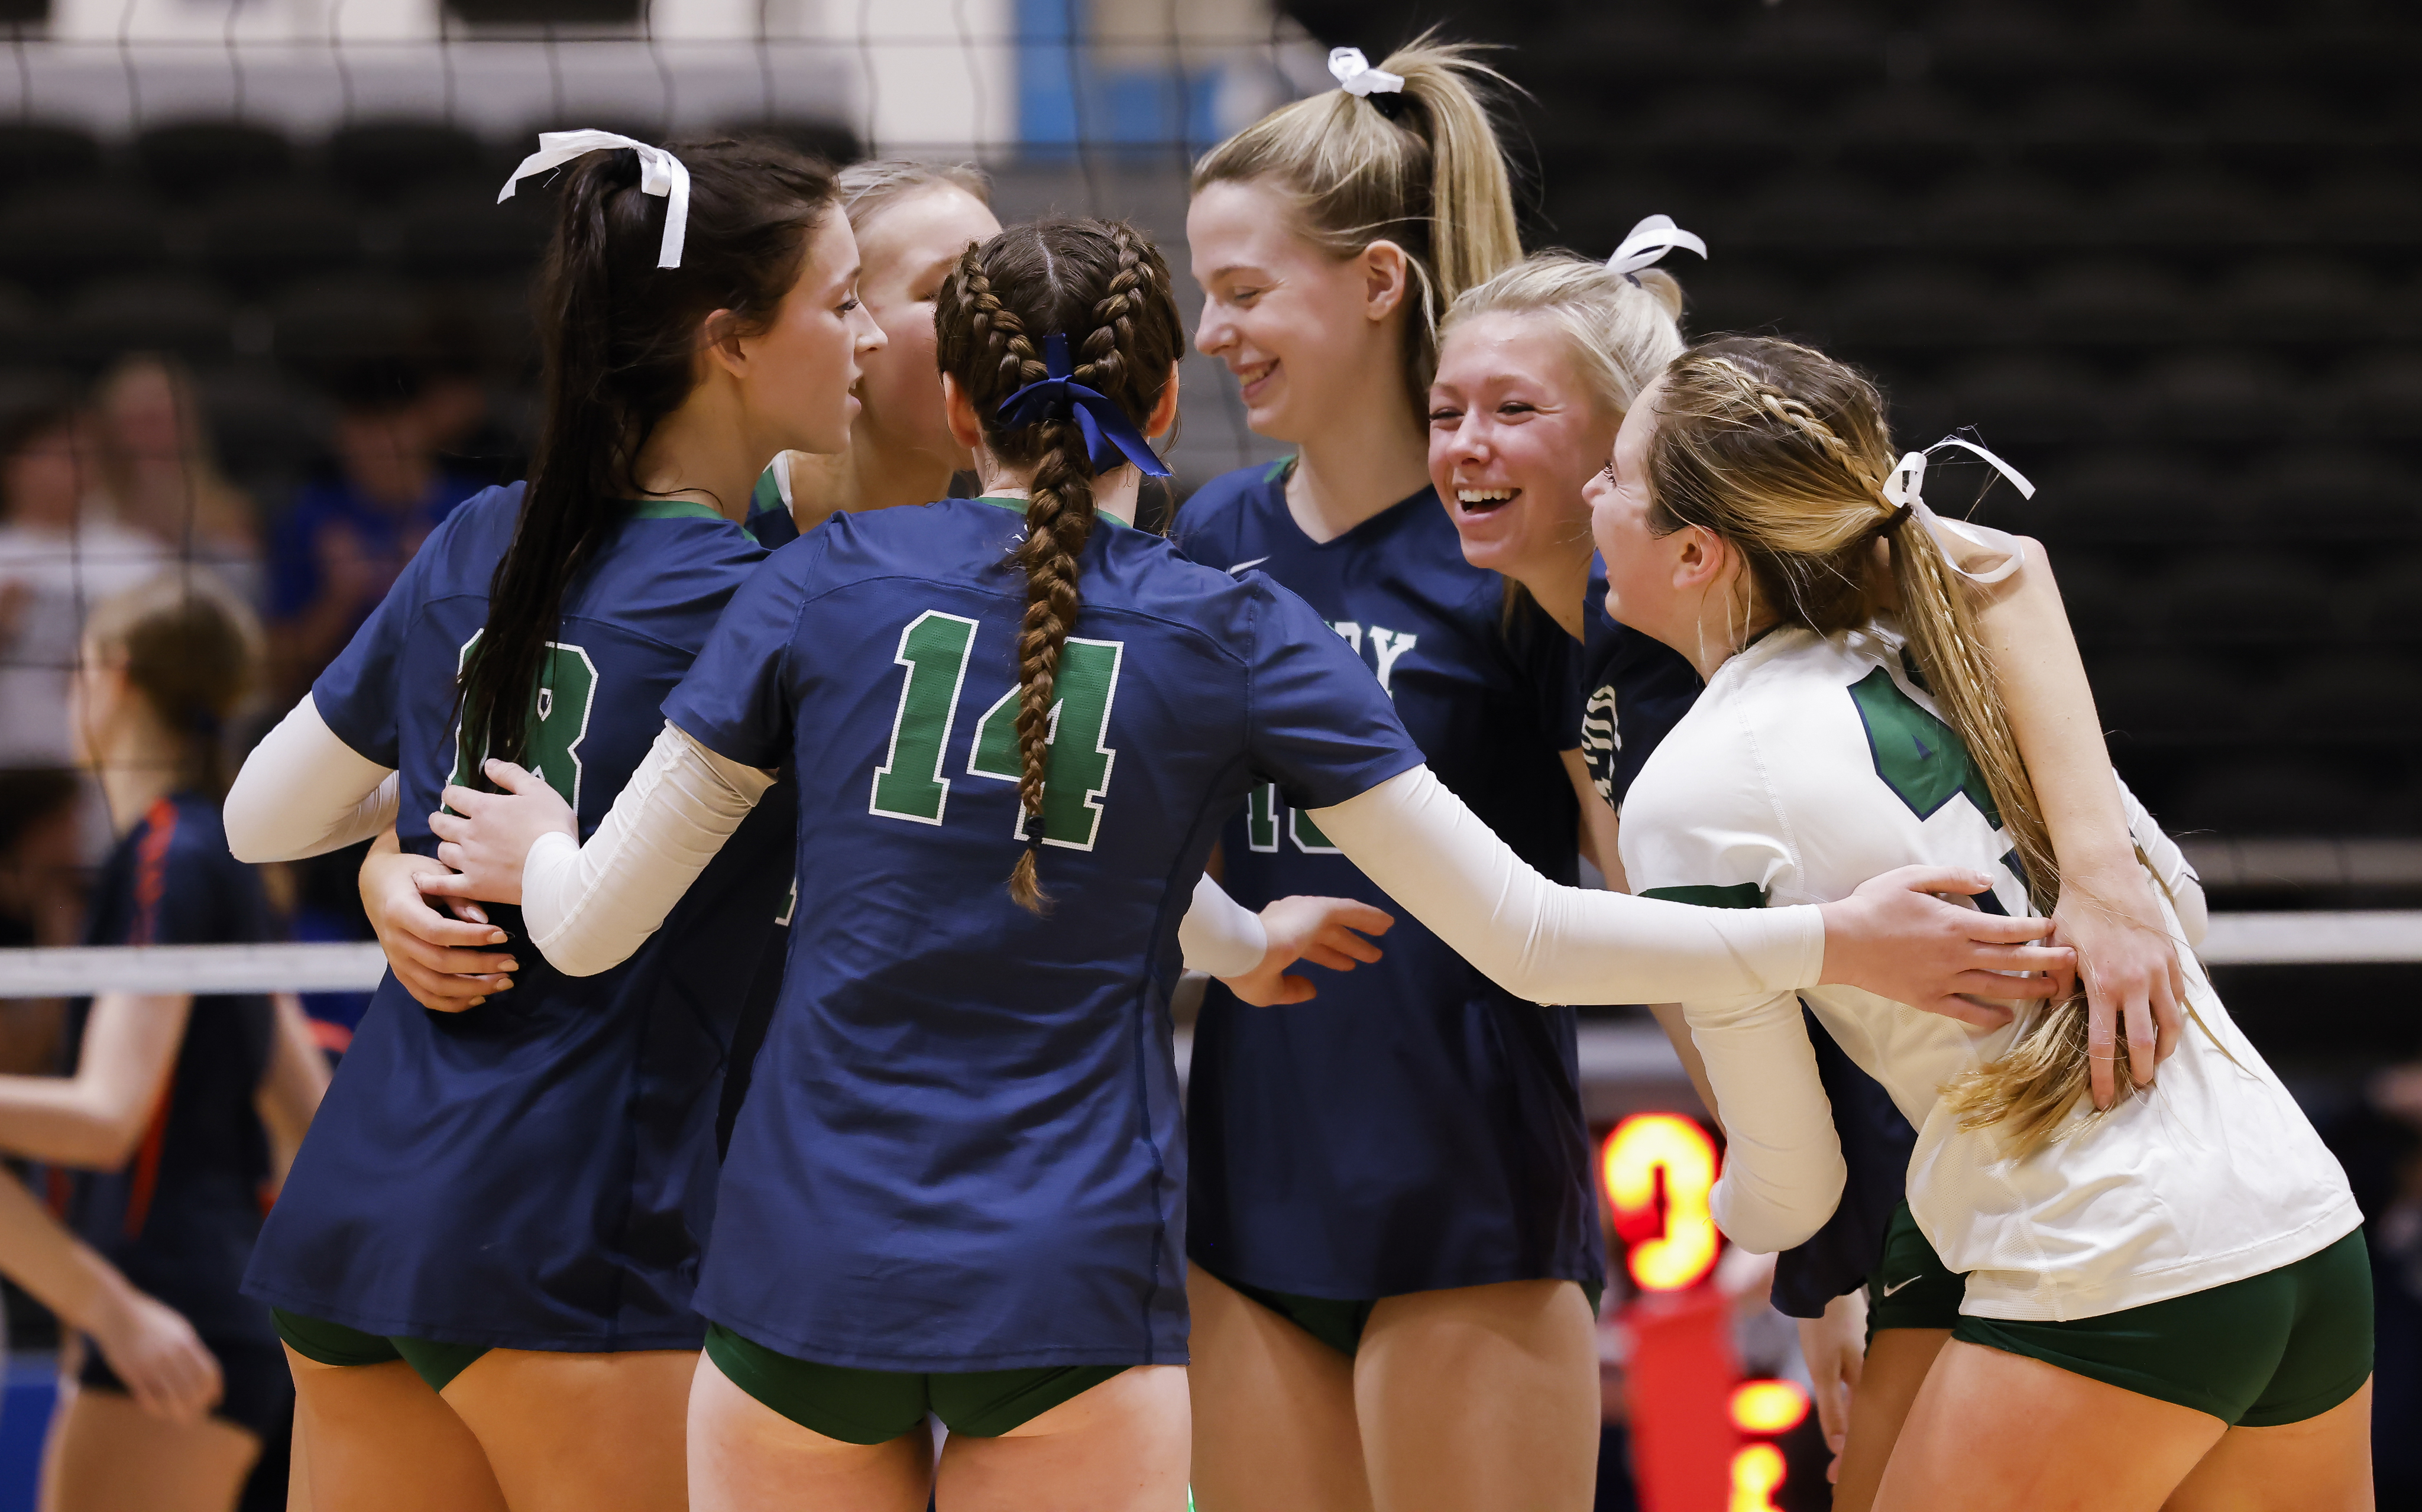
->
[[933, 220, 1184, 911], [84, 574, 262, 799], [456, 137, 837, 786]]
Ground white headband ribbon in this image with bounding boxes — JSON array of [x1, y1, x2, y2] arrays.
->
[[1606, 213, 1707, 279], [499, 130, 691, 270], [1328, 47, 1406, 98], [1881, 436, 2036, 586]]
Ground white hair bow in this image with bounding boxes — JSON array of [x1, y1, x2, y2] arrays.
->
[[1606, 214, 1707, 280], [499, 130, 691, 270], [1880, 436, 2036, 585], [1329, 47, 1406, 98]]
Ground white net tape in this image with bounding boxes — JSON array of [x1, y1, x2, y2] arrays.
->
[[2, 912, 2419, 998]]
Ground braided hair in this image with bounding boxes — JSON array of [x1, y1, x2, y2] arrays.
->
[[933, 219, 1184, 912], [1645, 336, 2120, 1154]]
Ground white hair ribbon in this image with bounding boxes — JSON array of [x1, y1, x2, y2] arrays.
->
[[498, 130, 691, 270], [1329, 47, 1407, 98], [1606, 213, 1707, 280], [1881, 436, 2036, 586]]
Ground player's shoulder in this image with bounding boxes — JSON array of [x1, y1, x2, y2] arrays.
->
[[1168, 459, 1289, 560], [408, 483, 524, 583]]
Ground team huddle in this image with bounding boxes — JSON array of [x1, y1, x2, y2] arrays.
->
[[130, 34, 2370, 1512]]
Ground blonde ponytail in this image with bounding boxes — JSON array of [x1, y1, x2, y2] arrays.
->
[[1647, 338, 2121, 1155], [1193, 30, 1522, 416]]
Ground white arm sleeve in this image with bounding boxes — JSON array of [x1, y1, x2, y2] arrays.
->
[[224, 696, 399, 863], [1178, 873, 1267, 979], [522, 722, 775, 977], [1308, 766, 1826, 1006], [2117, 779, 2208, 949], [1689, 990, 1848, 1254]]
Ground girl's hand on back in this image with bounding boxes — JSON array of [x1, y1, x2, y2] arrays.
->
[[1219, 896, 1394, 1007], [358, 832, 516, 1012], [428, 760, 577, 908], [2051, 864, 2187, 1111], [1818, 867, 2074, 1023], [85, 1281, 223, 1425]]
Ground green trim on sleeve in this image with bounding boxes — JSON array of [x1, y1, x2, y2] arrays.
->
[[624, 497, 739, 525], [1641, 882, 1768, 909]]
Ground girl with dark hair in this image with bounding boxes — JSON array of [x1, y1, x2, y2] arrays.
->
[[426, 216, 2067, 1511], [221, 132, 872, 1509], [0, 575, 328, 1512]]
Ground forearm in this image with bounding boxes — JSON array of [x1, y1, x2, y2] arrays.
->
[[1687, 993, 1845, 1254], [1178, 873, 1265, 979], [1310, 767, 1825, 1006], [1974, 540, 2138, 880], [0, 1079, 146, 1169], [0, 1171, 138, 1332], [523, 723, 772, 977], [225, 696, 397, 862]]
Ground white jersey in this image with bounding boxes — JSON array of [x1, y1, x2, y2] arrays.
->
[[1618, 623, 2359, 1323]]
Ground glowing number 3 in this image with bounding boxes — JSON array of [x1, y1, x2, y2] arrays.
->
[[1601, 1113, 1721, 1292]]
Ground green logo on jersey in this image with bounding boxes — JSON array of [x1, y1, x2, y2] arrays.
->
[[1847, 666, 2002, 828]]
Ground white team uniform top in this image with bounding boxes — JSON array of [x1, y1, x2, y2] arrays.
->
[[1618, 622, 2360, 1323]]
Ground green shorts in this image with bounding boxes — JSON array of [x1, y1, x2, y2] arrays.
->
[[1219, 1271, 1605, 1359], [1864, 1202, 1967, 1339], [270, 1307, 493, 1395], [1860, 1205, 2374, 1427], [702, 1324, 1126, 1444]]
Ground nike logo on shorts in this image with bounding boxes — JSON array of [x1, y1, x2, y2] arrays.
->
[[1881, 1277, 1919, 1297]]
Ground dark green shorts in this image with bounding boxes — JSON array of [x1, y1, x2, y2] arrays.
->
[[1220, 1272, 1605, 1359], [1864, 1201, 1966, 1340], [270, 1307, 493, 1396], [1956, 1228, 2373, 1427], [1860, 1204, 2374, 1426], [703, 1324, 1126, 1444]]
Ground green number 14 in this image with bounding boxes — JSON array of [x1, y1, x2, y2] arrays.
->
[[867, 610, 1125, 851]]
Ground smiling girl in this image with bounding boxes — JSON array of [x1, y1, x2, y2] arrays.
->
[[1602, 336, 2368, 1512], [1174, 38, 1626, 1512], [221, 133, 875, 1511]]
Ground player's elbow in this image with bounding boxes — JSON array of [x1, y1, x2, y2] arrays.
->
[[1710, 1154, 1847, 1255], [221, 770, 296, 863]]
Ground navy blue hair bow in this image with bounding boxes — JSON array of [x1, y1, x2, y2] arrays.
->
[[995, 334, 1171, 479]]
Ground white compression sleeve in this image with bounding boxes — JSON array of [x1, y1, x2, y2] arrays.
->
[[521, 722, 774, 978], [1309, 766, 1827, 1006], [1178, 873, 1266, 979], [224, 696, 398, 863]]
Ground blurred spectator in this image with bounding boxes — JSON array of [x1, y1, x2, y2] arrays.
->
[[94, 354, 267, 608], [267, 361, 477, 701], [0, 768, 82, 1078], [416, 305, 525, 490], [0, 404, 166, 765]]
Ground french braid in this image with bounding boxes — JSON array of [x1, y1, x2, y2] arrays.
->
[[934, 220, 1185, 912]]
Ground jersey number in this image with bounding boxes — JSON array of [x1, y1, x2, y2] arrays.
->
[[868, 610, 1125, 850], [451, 633, 599, 810], [1847, 666, 2002, 827]]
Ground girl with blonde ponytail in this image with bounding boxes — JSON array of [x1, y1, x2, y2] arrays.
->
[[1601, 336, 2371, 1511], [1433, 247, 2220, 1502], [423, 219, 2068, 1510], [1179, 38, 1667, 1512]]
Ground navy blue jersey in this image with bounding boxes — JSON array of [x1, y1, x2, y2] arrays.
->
[[244, 487, 797, 1351], [63, 794, 277, 1348], [1171, 460, 1603, 1300], [1581, 556, 1915, 1315], [1580, 555, 1704, 813], [665, 496, 1421, 1371]]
